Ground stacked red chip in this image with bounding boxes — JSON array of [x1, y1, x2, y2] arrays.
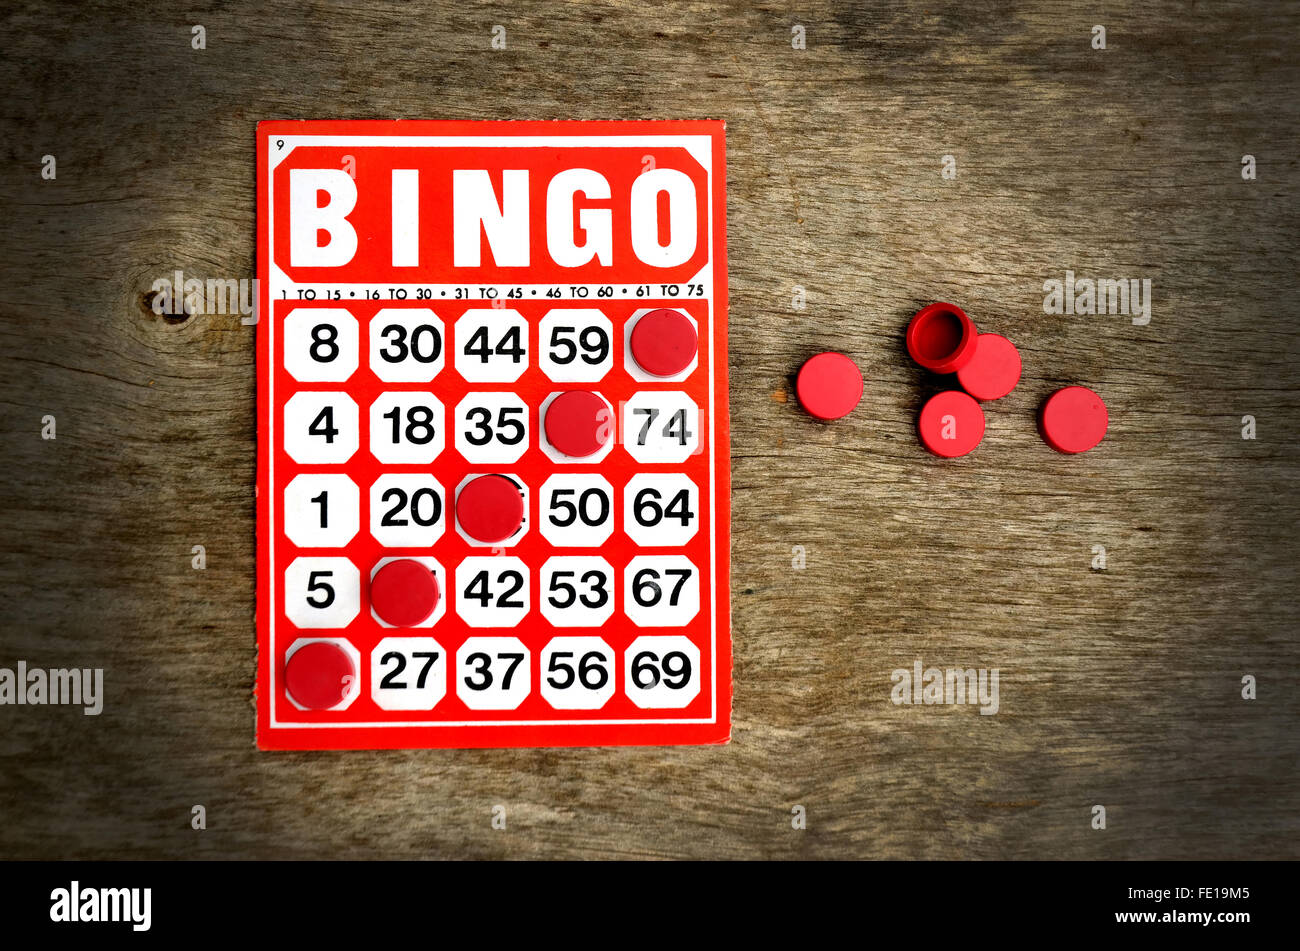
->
[[907, 302, 1018, 457], [793, 301, 1107, 457], [904, 302, 1106, 456]]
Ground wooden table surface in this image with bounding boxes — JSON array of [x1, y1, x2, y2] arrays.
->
[[1, 0, 1297, 859]]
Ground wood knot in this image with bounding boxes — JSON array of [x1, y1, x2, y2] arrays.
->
[[140, 289, 192, 325]]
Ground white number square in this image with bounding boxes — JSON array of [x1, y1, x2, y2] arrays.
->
[[455, 392, 529, 464], [455, 309, 529, 383], [540, 556, 615, 628], [623, 473, 699, 547], [369, 474, 445, 547], [624, 555, 699, 627], [284, 556, 360, 629], [538, 474, 614, 547], [456, 637, 531, 710], [369, 392, 445, 464], [455, 557, 530, 628], [284, 474, 359, 548], [369, 308, 445, 382], [283, 392, 359, 464], [621, 391, 700, 464], [284, 308, 359, 382], [624, 635, 701, 709], [371, 637, 447, 711], [539, 309, 613, 382], [541, 637, 615, 710]]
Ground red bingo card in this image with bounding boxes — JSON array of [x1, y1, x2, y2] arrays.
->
[[255, 120, 730, 749]]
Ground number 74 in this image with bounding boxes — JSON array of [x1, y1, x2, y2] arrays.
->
[[632, 407, 693, 446]]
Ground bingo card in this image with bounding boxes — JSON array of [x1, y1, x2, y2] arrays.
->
[[255, 119, 730, 749]]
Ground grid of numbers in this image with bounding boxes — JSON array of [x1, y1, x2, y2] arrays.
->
[[269, 299, 718, 724]]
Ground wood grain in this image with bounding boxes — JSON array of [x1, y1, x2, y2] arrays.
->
[[0, 0, 1297, 859]]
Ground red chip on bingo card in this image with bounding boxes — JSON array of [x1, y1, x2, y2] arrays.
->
[[256, 120, 731, 749], [370, 558, 441, 627], [456, 474, 525, 543], [630, 308, 698, 377], [542, 390, 614, 458], [284, 640, 357, 711]]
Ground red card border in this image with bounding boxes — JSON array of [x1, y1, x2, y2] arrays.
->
[[255, 120, 730, 750]]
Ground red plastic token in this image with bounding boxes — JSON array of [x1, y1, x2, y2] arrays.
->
[[796, 352, 863, 420], [284, 641, 355, 711], [370, 558, 440, 627], [906, 302, 978, 374], [918, 390, 986, 457], [956, 333, 1022, 401], [456, 474, 525, 542], [631, 308, 698, 376], [1041, 386, 1108, 453], [544, 390, 612, 457]]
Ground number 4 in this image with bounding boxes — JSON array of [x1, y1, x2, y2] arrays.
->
[[309, 406, 338, 443]]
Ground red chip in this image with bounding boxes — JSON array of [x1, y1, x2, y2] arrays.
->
[[796, 352, 863, 420], [906, 303, 978, 374], [918, 390, 985, 457], [1041, 386, 1108, 454], [370, 558, 440, 627], [544, 390, 613, 457], [631, 309, 698, 376], [956, 333, 1022, 401], [285, 641, 355, 711], [456, 474, 525, 543]]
